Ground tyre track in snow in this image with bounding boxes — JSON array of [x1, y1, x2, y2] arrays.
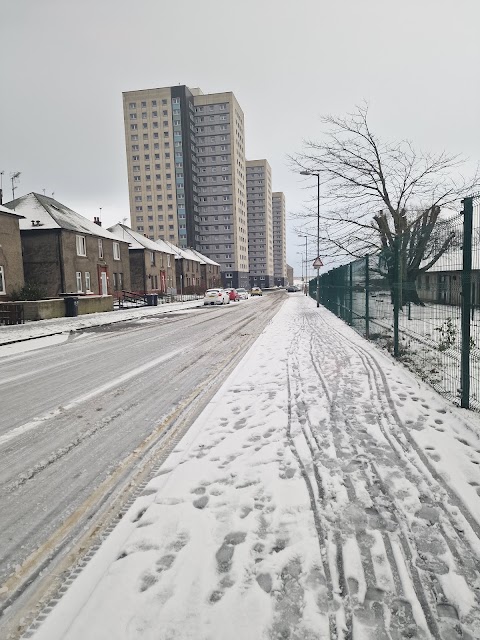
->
[[285, 323, 339, 640], [306, 312, 454, 637], [304, 304, 480, 638], [290, 310, 430, 637]]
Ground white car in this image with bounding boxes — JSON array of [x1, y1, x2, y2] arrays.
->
[[236, 287, 249, 300], [203, 288, 230, 305]]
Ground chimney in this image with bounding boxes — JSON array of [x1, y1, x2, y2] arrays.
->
[[93, 216, 102, 226]]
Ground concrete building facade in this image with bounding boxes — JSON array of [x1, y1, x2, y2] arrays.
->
[[286, 263, 294, 286], [0, 204, 25, 299], [123, 86, 250, 289], [122, 86, 200, 249], [246, 159, 273, 289], [272, 192, 287, 287], [194, 91, 249, 289]]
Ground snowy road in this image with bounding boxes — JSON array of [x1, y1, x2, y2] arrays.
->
[[25, 294, 480, 640], [0, 294, 283, 633]]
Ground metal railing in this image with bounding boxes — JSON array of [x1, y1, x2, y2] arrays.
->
[[310, 196, 480, 412]]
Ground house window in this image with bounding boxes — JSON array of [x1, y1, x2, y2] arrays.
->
[[113, 242, 121, 260], [150, 251, 155, 265], [98, 239, 103, 258], [76, 235, 86, 256], [0, 265, 5, 294], [76, 271, 83, 292], [85, 271, 91, 292], [167, 255, 171, 267]]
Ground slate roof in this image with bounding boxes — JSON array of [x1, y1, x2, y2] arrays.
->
[[0, 203, 25, 218], [185, 248, 220, 267], [5, 193, 128, 242], [158, 240, 202, 262], [108, 224, 176, 255]]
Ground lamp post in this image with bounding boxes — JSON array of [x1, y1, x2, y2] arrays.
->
[[298, 235, 308, 295], [300, 171, 320, 307]]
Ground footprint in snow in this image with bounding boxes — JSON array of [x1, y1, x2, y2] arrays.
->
[[193, 495, 209, 509], [139, 571, 158, 592], [216, 532, 246, 573]]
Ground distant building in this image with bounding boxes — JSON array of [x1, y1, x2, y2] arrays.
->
[[122, 85, 249, 289], [272, 192, 287, 287], [194, 91, 249, 289], [122, 85, 199, 249], [6, 193, 131, 298], [286, 264, 294, 286], [0, 204, 25, 299], [108, 223, 177, 294], [246, 159, 273, 288]]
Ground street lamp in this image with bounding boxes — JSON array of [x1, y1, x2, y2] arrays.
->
[[296, 251, 304, 284], [298, 235, 308, 295], [300, 170, 321, 307]]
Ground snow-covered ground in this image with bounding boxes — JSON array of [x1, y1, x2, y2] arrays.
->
[[349, 292, 480, 411], [0, 300, 204, 346], [26, 296, 480, 640]]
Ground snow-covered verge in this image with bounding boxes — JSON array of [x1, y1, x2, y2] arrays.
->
[[0, 300, 203, 346], [27, 296, 480, 640]]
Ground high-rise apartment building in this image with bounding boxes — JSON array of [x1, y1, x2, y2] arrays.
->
[[272, 192, 287, 286], [246, 159, 274, 288], [194, 92, 249, 289], [122, 86, 200, 249], [122, 86, 249, 287]]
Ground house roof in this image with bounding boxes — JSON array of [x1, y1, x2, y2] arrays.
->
[[158, 240, 202, 262], [108, 224, 176, 255], [5, 193, 128, 242], [187, 248, 221, 267], [424, 248, 480, 272], [0, 203, 25, 218]]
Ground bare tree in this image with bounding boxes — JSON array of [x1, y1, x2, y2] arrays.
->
[[292, 105, 478, 304]]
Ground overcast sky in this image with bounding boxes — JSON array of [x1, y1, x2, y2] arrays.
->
[[1, 0, 479, 277]]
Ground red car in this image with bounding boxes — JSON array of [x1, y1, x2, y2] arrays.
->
[[226, 288, 240, 302]]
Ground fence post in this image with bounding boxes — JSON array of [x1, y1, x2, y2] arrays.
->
[[461, 196, 473, 409], [365, 254, 370, 339], [349, 263, 353, 325], [393, 237, 400, 358]]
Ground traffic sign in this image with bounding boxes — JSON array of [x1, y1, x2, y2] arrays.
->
[[312, 257, 323, 268]]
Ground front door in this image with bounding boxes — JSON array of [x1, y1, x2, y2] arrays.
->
[[98, 266, 108, 296]]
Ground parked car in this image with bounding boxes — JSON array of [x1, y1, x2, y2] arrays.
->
[[236, 287, 249, 300], [203, 288, 230, 305], [250, 286, 263, 296], [225, 288, 240, 302], [286, 285, 299, 292]]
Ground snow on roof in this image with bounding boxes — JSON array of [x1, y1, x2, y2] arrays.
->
[[424, 247, 480, 272], [159, 240, 202, 262], [108, 224, 176, 254], [182, 248, 205, 264], [188, 248, 221, 267], [6, 193, 128, 242], [0, 203, 24, 218]]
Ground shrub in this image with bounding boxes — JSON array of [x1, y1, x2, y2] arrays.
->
[[10, 282, 47, 301]]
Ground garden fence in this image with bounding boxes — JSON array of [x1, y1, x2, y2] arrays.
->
[[308, 196, 480, 412]]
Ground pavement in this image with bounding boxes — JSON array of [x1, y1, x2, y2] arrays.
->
[[13, 295, 480, 639], [0, 299, 204, 345]]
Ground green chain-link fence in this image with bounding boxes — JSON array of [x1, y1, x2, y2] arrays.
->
[[309, 196, 480, 411]]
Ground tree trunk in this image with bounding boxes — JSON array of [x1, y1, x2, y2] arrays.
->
[[403, 273, 424, 306]]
